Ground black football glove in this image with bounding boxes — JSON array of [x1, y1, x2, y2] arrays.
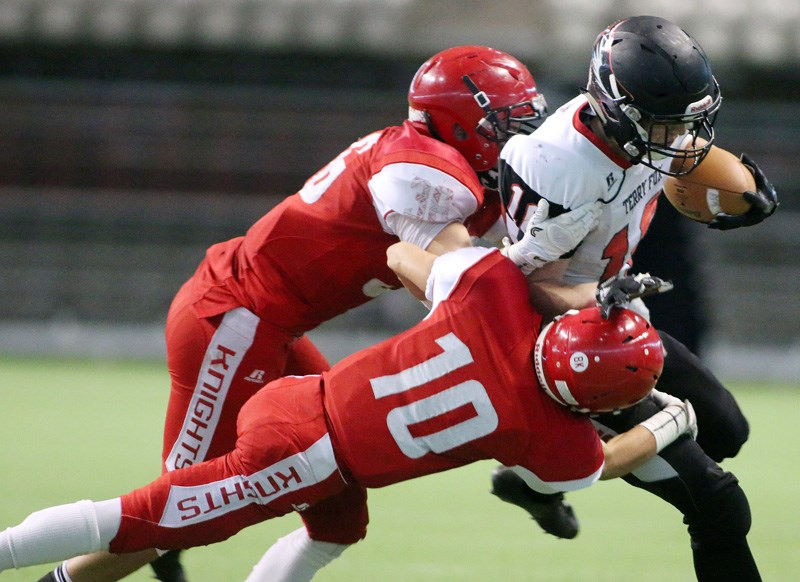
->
[[708, 153, 778, 230], [596, 273, 674, 319]]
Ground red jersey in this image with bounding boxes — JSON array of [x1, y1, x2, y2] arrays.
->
[[184, 121, 495, 335], [324, 248, 604, 490]]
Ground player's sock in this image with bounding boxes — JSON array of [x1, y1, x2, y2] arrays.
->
[[36, 561, 72, 582], [246, 527, 350, 582], [0, 499, 121, 572], [490, 466, 579, 539], [150, 550, 188, 582]]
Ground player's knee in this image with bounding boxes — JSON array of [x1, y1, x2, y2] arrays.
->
[[688, 477, 752, 547], [721, 421, 749, 458], [699, 414, 749, 462]]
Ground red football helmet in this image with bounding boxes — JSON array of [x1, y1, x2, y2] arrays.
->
[[408, 45, 547, 173], [534, 306, 664, 413]]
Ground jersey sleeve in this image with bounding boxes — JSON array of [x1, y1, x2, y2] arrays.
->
[[384, 212, 453, 250], [424, 247, 498, 311], [369, 161, 480, 233]]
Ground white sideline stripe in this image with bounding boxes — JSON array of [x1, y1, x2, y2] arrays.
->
[[159, 433, 338, 527], [165, 308, 259, 471]]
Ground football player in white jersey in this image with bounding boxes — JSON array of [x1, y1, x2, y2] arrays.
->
[[492, 15, 776, 582]]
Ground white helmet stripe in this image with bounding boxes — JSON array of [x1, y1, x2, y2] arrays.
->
[[538, 376, 566, 406], [554, 380, 581, 407], [608, 73, 623, 100]]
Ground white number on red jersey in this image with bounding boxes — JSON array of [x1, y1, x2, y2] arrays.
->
[[370, 333, 499, 459], [298, 132, 382, 203]]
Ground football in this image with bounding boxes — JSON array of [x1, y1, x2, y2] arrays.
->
[[663, 143, 754, 223]]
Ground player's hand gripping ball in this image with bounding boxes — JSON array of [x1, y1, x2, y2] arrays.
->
[[665, 138, 778, 229], [664, 144, 755, 224]]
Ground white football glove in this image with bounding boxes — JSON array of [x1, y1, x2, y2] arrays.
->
[[502, 199, 602, 275], [639, 390, 698, 453]]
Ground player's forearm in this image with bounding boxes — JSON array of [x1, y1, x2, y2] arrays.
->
[[424, 221, 473, 255], [599, 426, 657, 480], [527, 280, 597, 321], [386, 242, 436, 298], [600, 395, 697, 479]]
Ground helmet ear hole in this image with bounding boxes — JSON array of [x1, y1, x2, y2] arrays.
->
[[452, 124, 469, 141]]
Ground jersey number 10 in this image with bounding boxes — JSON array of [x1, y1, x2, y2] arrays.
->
[[369, 333, 499, 459]]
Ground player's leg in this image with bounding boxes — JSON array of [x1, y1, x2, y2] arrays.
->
[[12, 380, 346, 578], [246, 482, 368, 581], [490, 467, 579, 539], [148, 549, 187, 582], [37, 551, 160, 582], [155, 307, 305, 579], [36, 552, 159, 582], [492, 390, 760, 579], [594, 399, 760, 581], [162, 306, 293, 471], [47, 305, 297, 582], [114, 378, 345, 553], [657, 331, 749, 461], [6, 454, 286, 574], [246, 528, 350, 582]]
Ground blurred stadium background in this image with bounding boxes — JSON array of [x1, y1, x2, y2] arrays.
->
[[0, 0, 798, 381]]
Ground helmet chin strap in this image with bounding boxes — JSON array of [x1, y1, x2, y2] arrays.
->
[[462, 75, 494, 115], [462, 74, 501, 137], [581, 88, 607, 124], [583, 88, 645, 161], [619, 104, 649, 158]]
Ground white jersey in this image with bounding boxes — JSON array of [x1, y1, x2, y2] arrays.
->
[[499, 95, 670, 284]]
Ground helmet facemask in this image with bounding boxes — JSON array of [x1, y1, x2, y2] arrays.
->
[[621, 96, 720, 176], [463, 74, 547, 145]]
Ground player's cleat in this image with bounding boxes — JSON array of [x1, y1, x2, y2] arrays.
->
[[490, 466, 579, 539], [150, 550, 188, 582]]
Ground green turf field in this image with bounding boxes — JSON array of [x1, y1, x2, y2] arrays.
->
[[1, 357, 798, 581]]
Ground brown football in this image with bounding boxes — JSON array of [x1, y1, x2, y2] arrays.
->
[[663, 142, 754, 223]]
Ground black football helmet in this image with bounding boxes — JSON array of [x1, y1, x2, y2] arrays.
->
[[585, 15, 721, 176]]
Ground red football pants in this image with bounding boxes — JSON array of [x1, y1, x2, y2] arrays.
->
[[158, 295, 366, 544], [162, 293, 329, 472], [112, 376, 363, 552]]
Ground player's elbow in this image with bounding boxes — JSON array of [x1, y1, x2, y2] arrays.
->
[[386, 241, 416, 273], [386, 243, 403, 272]]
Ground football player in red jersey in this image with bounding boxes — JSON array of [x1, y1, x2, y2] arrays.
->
[[1, 241, 698, 581], [492, 16, 776, 581], [34, 46, 556, 582]]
